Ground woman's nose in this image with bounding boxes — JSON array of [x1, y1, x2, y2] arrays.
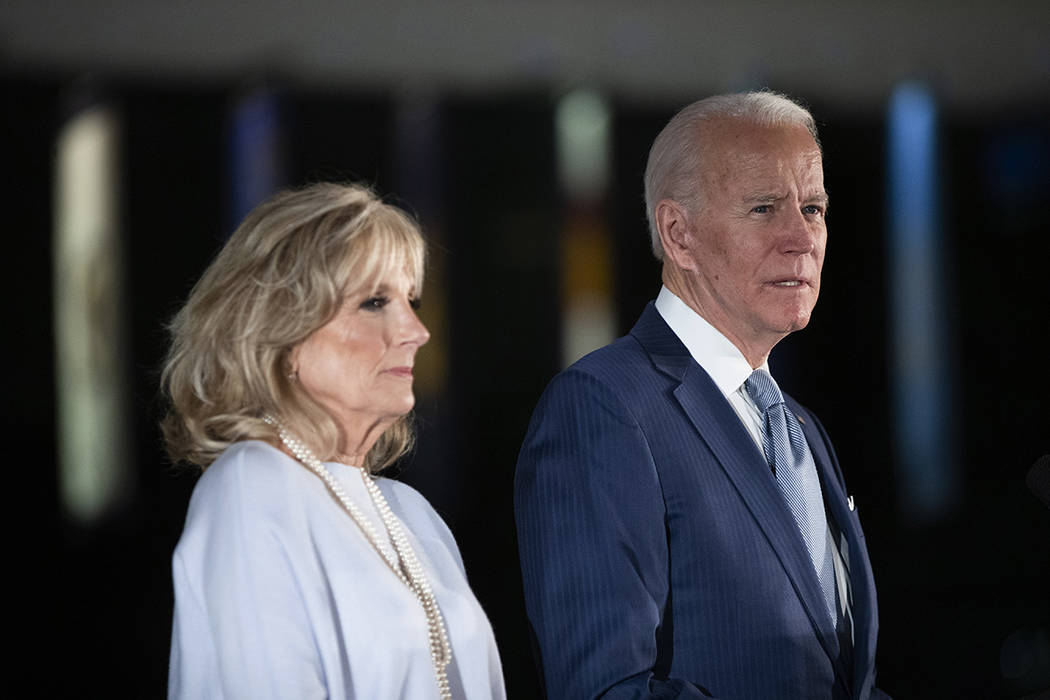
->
[[401, 307, 430, 347]]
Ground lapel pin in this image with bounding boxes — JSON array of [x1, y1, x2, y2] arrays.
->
[[847, 495, 855, 512], [795, 412, 806, 424]]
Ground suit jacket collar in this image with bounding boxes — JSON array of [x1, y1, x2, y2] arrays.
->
[[654, 285, 761, 398], [630, 302, 854, 692]]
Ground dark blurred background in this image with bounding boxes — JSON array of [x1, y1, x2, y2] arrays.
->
[[4, 1, 1049, 697]]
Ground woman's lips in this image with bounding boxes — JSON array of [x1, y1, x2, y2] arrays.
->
[[385, 366, 414, 378]]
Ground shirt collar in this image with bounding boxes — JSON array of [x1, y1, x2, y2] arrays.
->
[[654, 285, 769, 399]]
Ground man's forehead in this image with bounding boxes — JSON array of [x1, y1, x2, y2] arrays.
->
[[699, 118, 819, 156], [706, 144, 824, 188]]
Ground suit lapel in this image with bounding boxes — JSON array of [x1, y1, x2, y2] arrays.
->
[[631, 304, 847, 682]]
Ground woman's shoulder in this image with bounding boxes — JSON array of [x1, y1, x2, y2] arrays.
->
[[207, 439, 294, 472], [200, 439, 301, 484], [187, 440, 315, 522]]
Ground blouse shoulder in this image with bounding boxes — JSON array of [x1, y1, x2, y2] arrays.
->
[[183, 440, 315, 533], [200, 439, 301, 486]]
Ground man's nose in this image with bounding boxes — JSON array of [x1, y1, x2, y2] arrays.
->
[[778, 208, 819, 255]]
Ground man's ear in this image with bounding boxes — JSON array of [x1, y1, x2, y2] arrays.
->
[[655, 199, 698, 271]]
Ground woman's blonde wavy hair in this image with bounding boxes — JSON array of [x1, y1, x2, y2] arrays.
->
[[160, 182, 426, 473]]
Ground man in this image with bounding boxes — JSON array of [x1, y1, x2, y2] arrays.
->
[[515, 92, 890, 699]]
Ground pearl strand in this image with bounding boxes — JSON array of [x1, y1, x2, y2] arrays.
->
[[264, 416, 452, 699]]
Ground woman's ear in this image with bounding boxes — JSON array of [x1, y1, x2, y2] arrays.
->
[[285, 347, 300, 382], [655, 199, 699, 271]]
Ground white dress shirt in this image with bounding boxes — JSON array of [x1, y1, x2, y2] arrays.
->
[[169, 440, 506, 699], [654, 286, 768, 451]]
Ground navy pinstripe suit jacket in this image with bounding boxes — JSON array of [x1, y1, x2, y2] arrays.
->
[[515, 303, 887, 699]]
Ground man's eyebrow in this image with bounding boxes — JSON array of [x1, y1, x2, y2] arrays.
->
[[739, 191, 829, 206], [797, 191, 830, 209]]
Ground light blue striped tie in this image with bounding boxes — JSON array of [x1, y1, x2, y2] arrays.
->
[[744, 369, 838, 625]]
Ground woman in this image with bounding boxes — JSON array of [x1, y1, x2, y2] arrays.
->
[[162, 182, 505, 699]]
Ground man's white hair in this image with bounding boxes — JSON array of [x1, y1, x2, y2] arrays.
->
[[643, 91, 819, 260]]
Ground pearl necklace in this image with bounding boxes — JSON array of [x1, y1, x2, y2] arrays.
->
[[264, 416, 452, 699]]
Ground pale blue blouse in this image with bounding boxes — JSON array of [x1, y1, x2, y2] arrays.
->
[[169, 440, 506, 699]]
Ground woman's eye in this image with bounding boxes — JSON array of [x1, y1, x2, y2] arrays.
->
[[409, 298, 422, 311], [360, 296, 388, 310]]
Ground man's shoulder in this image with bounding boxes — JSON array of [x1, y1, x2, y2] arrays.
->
[[570, 333, 647, 372], [555, 332, 666, 392], [536, 333, 668, 412], [529, 303, 688, 416]]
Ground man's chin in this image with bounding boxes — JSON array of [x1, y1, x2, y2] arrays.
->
[[770, 309, 814, 336]]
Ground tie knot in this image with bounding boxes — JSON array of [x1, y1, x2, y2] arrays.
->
[[743, 369, 784, 413]]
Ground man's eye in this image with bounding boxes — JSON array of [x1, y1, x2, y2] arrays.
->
[[360, 296, 388, 310], [802, 205, 825, 216], [751, 205, 772, 214]]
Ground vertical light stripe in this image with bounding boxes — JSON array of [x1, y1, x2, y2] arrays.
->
[[556, 89, 615, 367], [229, 86, 285, 232], [556, 89, 610, 202], [54, 104, 132, 522], [887, 83, 957, 520]]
